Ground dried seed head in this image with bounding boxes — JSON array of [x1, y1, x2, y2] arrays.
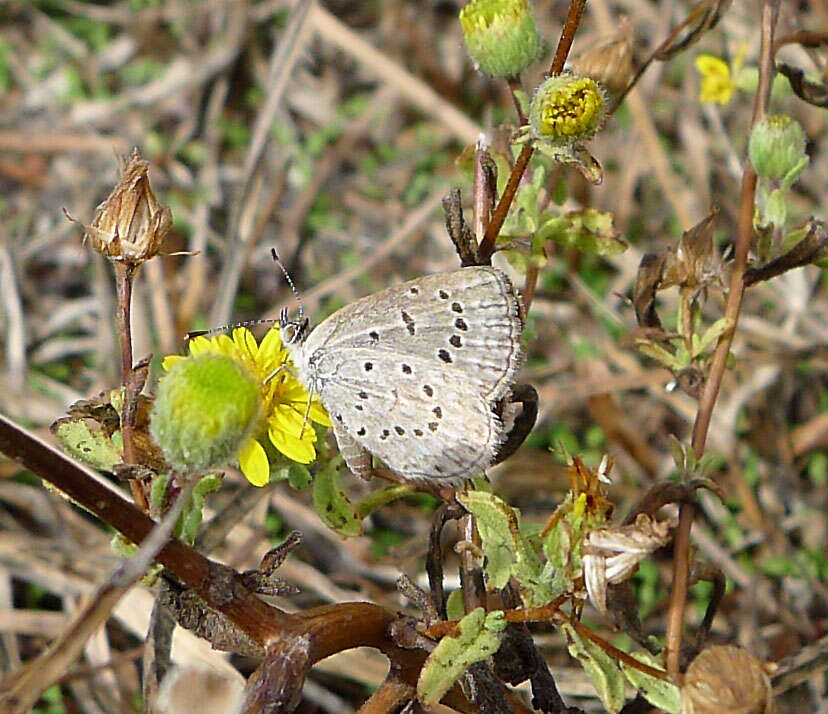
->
[[71, 149, 172, 265], [582, 513, 673, 616], [682, 645, 776, 714], [529, 73, 607, 144], [459, 0, 541, 78], [568, 23, 635, 97]]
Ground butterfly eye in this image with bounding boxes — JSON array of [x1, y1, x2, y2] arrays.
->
[[281, 319, 308, 345]]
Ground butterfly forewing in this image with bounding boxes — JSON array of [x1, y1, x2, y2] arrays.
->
[[289, 266, 524, 482]]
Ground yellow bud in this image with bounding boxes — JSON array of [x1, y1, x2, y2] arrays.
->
[[529, 74, 606, 144]]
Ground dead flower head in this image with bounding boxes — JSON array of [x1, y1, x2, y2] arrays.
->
[[682, 644, 776, 714], [582, 513, 674, 616], [68, 149, 171, 266], [568, 20, 635, 97]]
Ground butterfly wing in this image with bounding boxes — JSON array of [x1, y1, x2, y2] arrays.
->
[[322, 358, 504, 481], [303, 267, 523, 482]]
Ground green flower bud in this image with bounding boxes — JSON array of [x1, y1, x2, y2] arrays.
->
[[150, 354, 262, 473], [748, 114, 809, 186], [529, 74, 606, 144], [460, 0, 541, 78]]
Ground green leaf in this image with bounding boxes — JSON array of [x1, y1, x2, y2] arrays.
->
[[634, 341, 686, 371], [150, 472, 171, 511], [780, 155, 809, 191], [312, 458, 362, 537], [694, 317, 733, 357], [51, 417, 122, 470], [563, 623, 625, 713], [287, 463, 312, 490], [356, 483, 416, 519], [551, 173, 568, 205], [417, 608, 506, 706], [445, 589, 466, 621], [179, 474, 223, 544], [668, 435, 687, 473], [457, 491, 519, 590], [764, 188, 787, 228], [697, 451, 725, 477], [781, 225, 809, 252], [457, 491, 549, 604], [620, 651, 680, 713]]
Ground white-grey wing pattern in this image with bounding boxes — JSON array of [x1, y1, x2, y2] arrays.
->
[[323, 353, 502, 480], [305, 267, 522, 401], [298, 266, 523, 482]]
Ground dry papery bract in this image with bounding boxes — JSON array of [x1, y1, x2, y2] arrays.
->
[[681, 644, 776, 714], [67, 148, 172, 266]]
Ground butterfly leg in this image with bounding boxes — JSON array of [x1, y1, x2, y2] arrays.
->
[[331, 421, 374, 481]]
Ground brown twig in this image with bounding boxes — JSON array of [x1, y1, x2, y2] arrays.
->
[[424, 593, 670, 683], [0, 414, 465, 710], [506, 76, 528, 124], [664, 0, 780, 678], [479, 0, 588, 308], [0, 477, 197, 713], [549, 0, 587, 77]]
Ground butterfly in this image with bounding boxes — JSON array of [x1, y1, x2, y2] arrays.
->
[[278, 265, 524, 483]]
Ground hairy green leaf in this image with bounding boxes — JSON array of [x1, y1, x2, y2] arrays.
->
[[620, 651, 680, 713], [417, 608, 506, 706], [313, 458, 362, 537]]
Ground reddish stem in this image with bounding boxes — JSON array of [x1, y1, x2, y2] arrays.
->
[[664, 0, 779, 677], [479, 0, 588, 296], [114, 262, 148, 511]]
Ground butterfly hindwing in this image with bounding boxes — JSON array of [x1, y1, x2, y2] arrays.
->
[[288, 266, 523, 482]]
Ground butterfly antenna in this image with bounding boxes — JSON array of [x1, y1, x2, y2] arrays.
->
[[186, 318, 276, 341], [271, 248, 304, 322]]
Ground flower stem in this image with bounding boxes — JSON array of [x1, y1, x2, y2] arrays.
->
[[480, 0, 587, 307], [664, 0, 780, 678], [114, 261, 148, 512]]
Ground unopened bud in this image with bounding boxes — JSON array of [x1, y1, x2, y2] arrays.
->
[[150, 354, 263, 473], [529, 74, 606, 144], [460, 0, 541, 78], [748, 114, 809, 187], [70, 149, 172, 265]]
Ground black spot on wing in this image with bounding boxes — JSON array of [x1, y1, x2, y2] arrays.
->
[[401, 310, 416, 336]]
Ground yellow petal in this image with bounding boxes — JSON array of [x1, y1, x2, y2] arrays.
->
[[259, 328, 284, 358], [274, 402, 303, 426], [695, 55, 730, 78], [188, 335, 212, 355], [309, 401, 332, 427], [699, 76, 734, 105], [280, 379, 311, 401], [269, 424, 316, 464], [238, 437, 270, 487], [212, 335, 238, 357], [234, 327, 258, 359], [162, 355, 184, 371]]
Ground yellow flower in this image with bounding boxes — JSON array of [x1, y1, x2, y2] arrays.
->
[[695, 46, 746, 105], [163, 327, 331, 487]]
